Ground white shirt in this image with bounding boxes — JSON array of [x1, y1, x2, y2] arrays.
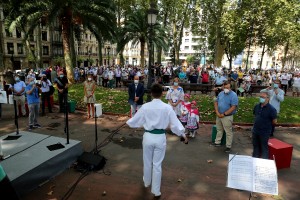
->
[[108, 71, 114, 80], [280, 74, 289, 85], [41, 79, 52, 92], [293, 77, 300, 87], [126, 99, 185, 137]]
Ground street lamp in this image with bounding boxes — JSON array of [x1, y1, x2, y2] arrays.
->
[[146, 1, 158, 102], [107, 46, 111, 66], [250, 54, 253, 69]]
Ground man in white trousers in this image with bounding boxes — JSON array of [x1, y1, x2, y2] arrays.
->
[[126, 83, 188, 199]]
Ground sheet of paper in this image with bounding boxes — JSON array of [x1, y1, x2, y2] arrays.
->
[[0, 90, 7, 104], [227, 154, 253, 191], [253, 158, 278, 195]]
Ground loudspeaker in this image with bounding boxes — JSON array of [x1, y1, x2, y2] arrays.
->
[[77, 152, 106, 171]]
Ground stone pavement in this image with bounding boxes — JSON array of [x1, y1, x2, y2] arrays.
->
[[0, 104, 299, 200]]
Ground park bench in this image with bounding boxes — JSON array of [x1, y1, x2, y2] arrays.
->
[[247, 85, 268, 96], [122, 80, 145, 88], [179, 83, 214, 94]]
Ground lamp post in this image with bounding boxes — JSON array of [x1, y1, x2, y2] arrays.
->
[[107, 46, 111, 66], [146, 2, 158, 102]]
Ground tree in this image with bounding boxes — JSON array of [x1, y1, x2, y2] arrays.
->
[[7, 0, 116, 83], [117, 8, 167, 68], [163, 0, 192, 65], [186, 55, 195, 66]]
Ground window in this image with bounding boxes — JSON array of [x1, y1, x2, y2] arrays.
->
[[30, 45, 35, 53], [17, 43, 23, 54], [185, 39, 189, 42], [43, 46, 49, 55], [29, 30, 34, 41], [5, 29, 12, 37], [16, 29, 22, 38], [7, 43, 14, 54], [42, 31, 47, 41], [184, 46, 189, 50]]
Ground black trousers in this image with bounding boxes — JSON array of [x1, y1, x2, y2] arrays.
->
[[41, 92, 52, 114], [58, 92, 67, 113]]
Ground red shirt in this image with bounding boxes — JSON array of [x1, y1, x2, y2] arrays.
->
[[201, 73, 209, 83]]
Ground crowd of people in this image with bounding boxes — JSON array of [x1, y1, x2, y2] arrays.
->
[[0, 62, 299, 199]]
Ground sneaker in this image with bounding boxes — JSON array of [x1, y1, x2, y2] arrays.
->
[[28, 125, 33, 131], [225, 148, 231, 153], [33, 124, 41, 128], [211, 142, 221, 147]]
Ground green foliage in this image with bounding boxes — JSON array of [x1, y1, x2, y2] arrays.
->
[[186, 55, 196, 65], [65, 84, 300, 124], [117, 8, 168, 67]]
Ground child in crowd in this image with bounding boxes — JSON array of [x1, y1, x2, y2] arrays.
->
[[186, 101, 200, 138], [179, 94, 191, 127]]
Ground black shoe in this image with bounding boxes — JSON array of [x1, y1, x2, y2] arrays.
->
[[210, 142, 221, 147], [28, 125, 33, 131], [33, 124, 41, 128], [225, 148, 231, 153]]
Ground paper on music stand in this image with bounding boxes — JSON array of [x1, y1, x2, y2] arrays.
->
[[0, 91, 7, 104], [227, 154, 278, 195]]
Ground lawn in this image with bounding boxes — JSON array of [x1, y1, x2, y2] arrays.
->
[[63, 83, 300, 124]]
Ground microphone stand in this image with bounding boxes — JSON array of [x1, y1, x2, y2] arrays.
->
[[94, 106, 99, 154], [12, 83, 19, 135], [64, 92, 69, 144]]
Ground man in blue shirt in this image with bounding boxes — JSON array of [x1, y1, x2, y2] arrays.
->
[[213, 81, 238, 153], [26, 77, 42, 131], [252, 89, 277, 159]]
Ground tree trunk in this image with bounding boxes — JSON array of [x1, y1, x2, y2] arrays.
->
[[70, 24, 77, 68], [36, 22, 43, 69], [98, 38, 103, 65], [282, 41, 289, 70], [259, 42, 266, 71], [61, 17, 74, 84], [214, 36, 224, 67], [119, 48, 125, 66], [140, 40, 145, 68], [0, 19, 5, 72]]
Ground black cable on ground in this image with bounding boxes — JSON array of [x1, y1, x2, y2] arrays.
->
[[61, 169, 89, 200], [92, 122, 127, 152]]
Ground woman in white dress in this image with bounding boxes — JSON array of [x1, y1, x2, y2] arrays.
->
[[165, 77, 184, 117]]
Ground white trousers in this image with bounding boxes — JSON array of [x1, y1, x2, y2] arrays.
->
[[143, 132, 166, 196]]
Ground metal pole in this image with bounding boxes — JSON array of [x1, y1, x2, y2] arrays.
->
[[146, 25, 153, 102]]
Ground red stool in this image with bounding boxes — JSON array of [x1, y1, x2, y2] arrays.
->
[[268, 138, 293, 169]]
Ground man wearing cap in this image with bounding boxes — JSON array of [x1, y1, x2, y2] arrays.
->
[[10, 75, 27, 117], [54, 71, 68, 113], [213, 80, 238, 153], [126, 83, 188, 199], [267, 80, 284, 137]]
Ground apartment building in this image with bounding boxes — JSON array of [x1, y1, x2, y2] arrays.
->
[[0, 6, 117, 72]]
